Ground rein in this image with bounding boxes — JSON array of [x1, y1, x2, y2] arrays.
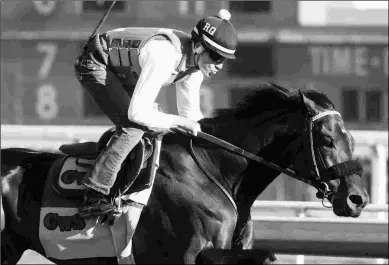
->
[[194, 131, 321, 189], [196, 132, 299, 179], [193, 131, 309, 186]]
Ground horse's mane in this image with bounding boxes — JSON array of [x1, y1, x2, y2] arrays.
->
[[213, 82, 335, 120]]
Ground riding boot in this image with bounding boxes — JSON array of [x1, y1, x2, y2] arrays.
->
[[78, 189, 117, 219], [79, 127, 144, 218]]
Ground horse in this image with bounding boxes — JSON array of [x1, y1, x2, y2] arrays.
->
[[1, 82, 369, 264]]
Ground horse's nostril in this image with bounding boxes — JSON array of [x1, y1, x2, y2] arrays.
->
[[348, 194, 363, 206]]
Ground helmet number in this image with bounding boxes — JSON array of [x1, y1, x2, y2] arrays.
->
[[203, 23, 216, 36]]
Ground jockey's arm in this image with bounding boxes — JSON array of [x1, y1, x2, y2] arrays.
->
[[127, 40, 184, 129], [176, 70, 204, 122]]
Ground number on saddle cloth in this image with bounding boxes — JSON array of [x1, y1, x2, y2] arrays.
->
[[57, 127, 157, 197]]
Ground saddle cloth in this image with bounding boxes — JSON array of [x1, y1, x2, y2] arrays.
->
[[17, 250, 55, 264], [38, 135, 162, 263]]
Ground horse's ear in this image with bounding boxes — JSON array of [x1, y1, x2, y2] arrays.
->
[[299, 89, 317, 115]]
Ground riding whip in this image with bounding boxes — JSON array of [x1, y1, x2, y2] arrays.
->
[[83, 0, 117, 46]]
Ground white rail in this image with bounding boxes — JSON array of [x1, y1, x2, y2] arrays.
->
[[252, 201, 388, 262], [252, 216, 388, 258], [252, 200, 388, 213], [1, 125, 387, 160]]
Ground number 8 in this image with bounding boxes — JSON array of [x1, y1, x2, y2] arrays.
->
[[36, 84, 59, 120]]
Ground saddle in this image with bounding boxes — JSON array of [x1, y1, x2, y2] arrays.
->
[[59, 126, 117, 158], [56, 128, 156, 198]]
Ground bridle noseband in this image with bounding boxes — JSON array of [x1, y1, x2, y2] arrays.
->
[[191, 110, 363, 210]]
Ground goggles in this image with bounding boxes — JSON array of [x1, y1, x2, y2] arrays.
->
[[204, 46, 226, 64]]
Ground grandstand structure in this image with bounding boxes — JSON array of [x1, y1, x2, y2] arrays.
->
[[1, 1, 387, 202]]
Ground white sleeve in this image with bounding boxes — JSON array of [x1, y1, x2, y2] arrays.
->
[[128, 40, 183, 129], [176, 70, 204, 121]]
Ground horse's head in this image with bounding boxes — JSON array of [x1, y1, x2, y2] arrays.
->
[[202, 83, 369, 217], [289, 89, 369, 217]]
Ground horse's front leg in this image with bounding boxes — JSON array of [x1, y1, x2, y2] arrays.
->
[[196, 219, 277, 264], [1, 166, 29, 264]]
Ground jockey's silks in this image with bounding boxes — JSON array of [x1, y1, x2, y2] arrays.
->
[[94, 28, 195, 86], [84, 27, 204, 128]]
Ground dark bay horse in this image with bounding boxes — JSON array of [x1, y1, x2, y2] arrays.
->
[[1, 83, 369, 264]]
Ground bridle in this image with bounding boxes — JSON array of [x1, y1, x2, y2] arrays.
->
[[301, 110, 342, 206], [301, 110, 363, 206], [190, 110, 363, 211]]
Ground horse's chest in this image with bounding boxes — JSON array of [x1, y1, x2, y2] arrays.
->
[[149, 179, 236, 249]]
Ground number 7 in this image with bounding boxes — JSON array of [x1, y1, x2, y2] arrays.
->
[[37, 42, 58, 80]]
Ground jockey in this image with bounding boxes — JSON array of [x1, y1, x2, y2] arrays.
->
[[74, 9, 238, 219]]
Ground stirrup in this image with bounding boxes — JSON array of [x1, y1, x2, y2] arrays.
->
[[78, 202, 116, 217], [78, 194, 123, 225], [78, 191, 115, 218]]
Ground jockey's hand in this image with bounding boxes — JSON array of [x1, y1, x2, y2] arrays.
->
[[177, 118, 202, 137]]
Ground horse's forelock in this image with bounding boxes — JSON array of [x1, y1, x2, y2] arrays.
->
[[301, 89, 336, 110]]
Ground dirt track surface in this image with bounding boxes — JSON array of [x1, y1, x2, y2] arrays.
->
[[16, 249, 388, 264]]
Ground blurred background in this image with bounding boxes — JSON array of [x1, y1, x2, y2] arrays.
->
[[1, 1, 388, 264]]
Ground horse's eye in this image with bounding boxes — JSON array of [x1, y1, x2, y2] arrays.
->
[[322, 138, 334, 148]]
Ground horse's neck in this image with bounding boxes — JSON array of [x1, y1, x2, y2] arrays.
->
[[202, 112, 300, 215], [200, 119, 249, 147], [199, 118, 252, 192]]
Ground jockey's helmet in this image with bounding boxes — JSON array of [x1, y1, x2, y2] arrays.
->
[[191, 9, 238, 60]]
